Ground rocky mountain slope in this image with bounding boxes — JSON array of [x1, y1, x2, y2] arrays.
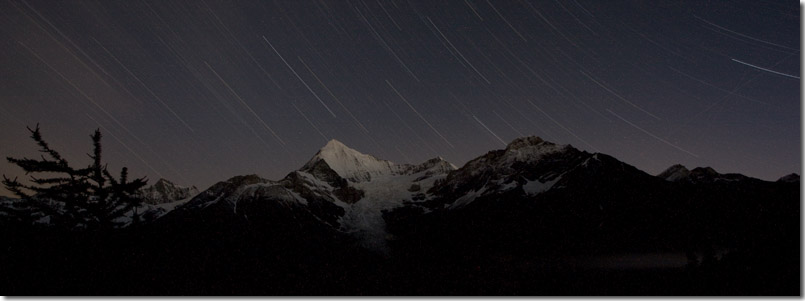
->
[[139, 178, 199, 205]]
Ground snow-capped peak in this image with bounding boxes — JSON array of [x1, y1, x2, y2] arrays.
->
[[303, 139, 403, 182], [657, 164, 690, 182], [505, 136, 545, 150], [414, 156, 459, 173], [140, 178, 199, 205], [777, 173, 800, 183], [154, 178, 174, 186], [502, 136, 568, 163], [320, 139, 351, 153], [689, 167, 719, 180]]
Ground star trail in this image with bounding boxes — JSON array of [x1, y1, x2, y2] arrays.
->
[[0, 0, 799, 194]]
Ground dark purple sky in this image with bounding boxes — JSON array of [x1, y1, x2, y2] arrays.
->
[[0, 0, 799, 195]]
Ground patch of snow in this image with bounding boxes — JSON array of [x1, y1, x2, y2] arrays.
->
[[498, 180, 519, 191], [112, 215, 132, 227], [449, 187, 488, 209], [34, 215, 51, 225], [581, 157, 592, 167], [522, 176, 562, 196], [200, 192, 226, 209], [714, 177, 740, 182], [339, 166, 451, 252], [287, 190, 308, 206], [295, 171, 335, 190], [155, 197, 191, 212], [665, 172, 688, 182]]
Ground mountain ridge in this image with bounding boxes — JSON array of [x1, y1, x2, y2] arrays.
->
[[2, 136, 797, 240], [1, 135, 799, 295], [153, 136, 797, 255]]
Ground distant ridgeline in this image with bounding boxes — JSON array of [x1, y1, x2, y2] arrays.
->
[[1, 177, 199, 228], [1, 136, 799, 295]]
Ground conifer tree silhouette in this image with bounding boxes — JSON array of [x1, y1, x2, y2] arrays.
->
[[2, 125, 147, 229]]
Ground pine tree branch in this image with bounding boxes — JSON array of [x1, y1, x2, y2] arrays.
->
[[7, 157, 72, 174], [29, 175, 73, 185], [28, 124, 68, 165], [2, 175, 31, 199]]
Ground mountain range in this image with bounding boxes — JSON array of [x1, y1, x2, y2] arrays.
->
[[1, 136, 799, 295], [155, 136, 798, 254]]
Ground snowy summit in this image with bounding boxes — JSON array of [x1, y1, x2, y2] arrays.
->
[[658, 164, 691, 182], [302, 139, 405, 182]]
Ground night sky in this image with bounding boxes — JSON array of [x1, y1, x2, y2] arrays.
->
[[0, 0, 799, 195]]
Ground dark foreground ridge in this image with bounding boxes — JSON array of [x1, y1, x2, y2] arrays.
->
[[1, 136, 799, 295]]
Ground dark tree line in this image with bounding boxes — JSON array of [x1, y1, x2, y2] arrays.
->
[[2, 125, 147, 230]]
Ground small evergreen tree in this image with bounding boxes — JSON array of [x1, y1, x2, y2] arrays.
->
[[2, 125, 147, 230]]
